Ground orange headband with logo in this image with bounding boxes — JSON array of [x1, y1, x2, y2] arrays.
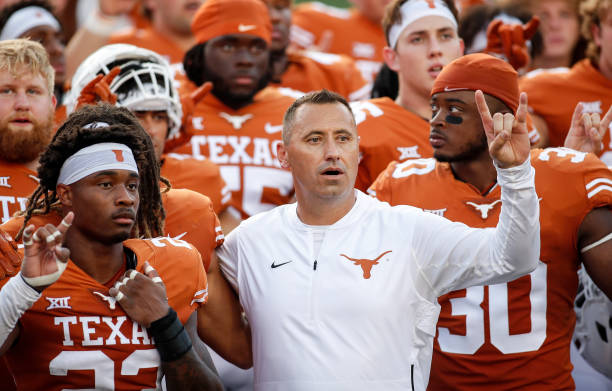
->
[[431, 53, 519, 113], [191, 0, 272, 45]]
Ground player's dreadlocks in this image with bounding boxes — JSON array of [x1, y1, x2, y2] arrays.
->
[[18, 103, 167, 240]]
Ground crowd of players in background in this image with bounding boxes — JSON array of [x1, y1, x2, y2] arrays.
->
[[0, 0, 610, 390]]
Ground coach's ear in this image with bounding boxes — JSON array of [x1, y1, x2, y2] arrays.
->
[[277, 142, 290, 169], [56, 184, 73, 207]]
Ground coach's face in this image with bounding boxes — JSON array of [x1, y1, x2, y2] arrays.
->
[[278, 102, 359, 200]]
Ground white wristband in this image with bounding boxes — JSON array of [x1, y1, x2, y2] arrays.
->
[[84, 11, 132, 37], [21, 258, 68, 288], [0, 273, 41, 347]]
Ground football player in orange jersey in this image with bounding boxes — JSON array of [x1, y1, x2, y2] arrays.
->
[[0, 1, 66, 108], [0, 104, 225, 390], [0, 37, 56, 391], [370, 53, 612, 390], [0, 39, 56, 225], [176, 0, 296, 220], [352, 0, 461, 191], [520, 0, 612, 165], [64, 43, 240, 234], [266, 0, 371, 101], [290, 0, 390, 83]]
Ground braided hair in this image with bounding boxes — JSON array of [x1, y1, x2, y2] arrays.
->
[[18, 103, 167, 240]]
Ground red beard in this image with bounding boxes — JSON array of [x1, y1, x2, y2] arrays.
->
[[0, 111, 54, 163]]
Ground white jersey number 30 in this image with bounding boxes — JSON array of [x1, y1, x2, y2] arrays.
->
[[437, 261, 547, 354]]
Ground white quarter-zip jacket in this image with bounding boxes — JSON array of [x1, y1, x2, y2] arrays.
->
[[216, 158, 540, 391]]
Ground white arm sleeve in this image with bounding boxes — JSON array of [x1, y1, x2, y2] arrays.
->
[[411, 157, 540, 299], [0, 273, 40, 349]]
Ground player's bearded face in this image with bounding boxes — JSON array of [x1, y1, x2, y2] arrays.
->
[[0, 110, 54, 163]]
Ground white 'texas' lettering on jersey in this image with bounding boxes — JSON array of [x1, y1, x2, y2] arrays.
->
[[0, 195, 29, 223], [465, 199, 502, 219], [189, 135, 283, 168], [219, 112, 254, 130], [54, 316, 151, 346], [397, 146, 421, 160], [0, 176, 10, 188], [46, 296, 72, 310]]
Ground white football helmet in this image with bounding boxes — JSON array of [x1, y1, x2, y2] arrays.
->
[[64, 43, 183, 139], [573, 267, 612, 379]]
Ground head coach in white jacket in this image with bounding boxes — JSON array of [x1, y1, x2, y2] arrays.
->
[[197, 54, 540, 390]]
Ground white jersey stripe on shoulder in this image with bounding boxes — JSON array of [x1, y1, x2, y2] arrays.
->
[[586, 177, 612, 190], [215, 226, 222, 232], [216, 234, 225, 241], [587, 185, 612, 199]]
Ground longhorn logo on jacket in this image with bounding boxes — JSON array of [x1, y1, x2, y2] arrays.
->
[[340, 250, 392, 279]]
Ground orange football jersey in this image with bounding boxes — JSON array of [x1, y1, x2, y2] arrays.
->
[[290, 2, 386, 83], [54, 105, 67, 130], [161, 188, 223, 271], [271, 49, 370, 100], [1, 188, 223, 272], [3, 237, 207, 391], [370, 148, 612, 390], [351, 97, 433, 192], [0, 161, 39, 225], [161, 153, 230, 214], [520, 60, 612, 165], [172, 87, 295, 218]]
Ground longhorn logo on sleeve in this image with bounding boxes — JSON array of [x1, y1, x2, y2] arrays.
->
[[340, 250, 392, 279]]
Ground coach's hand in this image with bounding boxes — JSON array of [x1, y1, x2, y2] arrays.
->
[[565, 103, 611, 154], [109, 261, 170, 327], [20, 212, 73, 292], [476, 90, 530, 168]]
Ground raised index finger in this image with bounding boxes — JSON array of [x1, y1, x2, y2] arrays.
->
[[475, 90, 494, 131]]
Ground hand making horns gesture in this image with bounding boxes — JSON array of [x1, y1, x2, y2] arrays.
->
[[476, 90, 531, 168], [20, 212, 73, 292], [564, 103, 612, 154]]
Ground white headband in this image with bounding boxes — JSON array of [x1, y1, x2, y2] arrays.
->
[[388, 0, 458, 49], [57, 143, 139, 185], [0, 6, 60, 41]]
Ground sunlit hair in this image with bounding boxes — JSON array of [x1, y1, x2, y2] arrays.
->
[[17, 104, 168, 240], [0, 38, 54, 93], [580, 0, 612, 63], [282, 89, 355, 145]]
